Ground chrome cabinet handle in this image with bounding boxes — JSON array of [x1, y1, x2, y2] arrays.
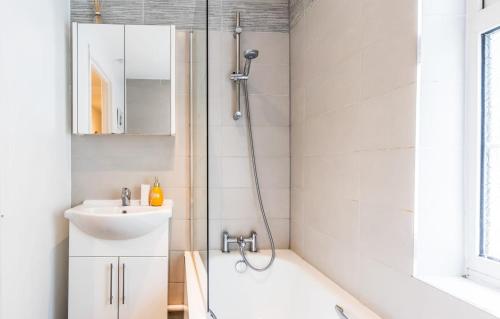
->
[[109, 263, 113, 305], [122, 263, 126, 305]]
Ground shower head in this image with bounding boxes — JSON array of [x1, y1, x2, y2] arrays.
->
[[244, 49, 259, 60], [243, 49, 259, 76]]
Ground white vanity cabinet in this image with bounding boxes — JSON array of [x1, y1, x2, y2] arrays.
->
[[68, 257, 118, 319], [65, 200, 173, 319], [69, 256, 168, 319], [119, 257, 169, 319]]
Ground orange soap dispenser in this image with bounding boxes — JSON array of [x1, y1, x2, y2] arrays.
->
[[149, 177, 164, 207]]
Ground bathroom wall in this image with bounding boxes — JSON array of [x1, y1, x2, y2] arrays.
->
[[71, 0, 291, 305], [0, 0, 71, 318], [290, 0, 496, 318], [70, 0, 203, 307], [207, 0, 291, 251], [415, 0, 466, 278]]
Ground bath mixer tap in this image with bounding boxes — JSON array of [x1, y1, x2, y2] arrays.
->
[[222, 231, 257, 253], [121, 187, 131, 206]]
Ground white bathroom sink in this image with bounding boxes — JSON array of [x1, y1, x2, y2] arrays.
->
[[64, 200, 173, 240]]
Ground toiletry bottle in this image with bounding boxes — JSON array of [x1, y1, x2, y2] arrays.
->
[[149, 177, 164, 207], [141, 184, 151, 206]]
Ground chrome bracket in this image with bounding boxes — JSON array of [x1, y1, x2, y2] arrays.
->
[[335, 305, 349, 319]]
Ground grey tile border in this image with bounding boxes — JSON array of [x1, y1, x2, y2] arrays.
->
[[71, 0, 144, 24], [208, 0, 223, 31], [103, 0, 144, 24], [221, 0, 289, 33], [72, 0, 289, 32], [145, 0, 199, 29], [289, 0, 303, 29], [289, 0, 312, 29], [71, 0, 98, 23]]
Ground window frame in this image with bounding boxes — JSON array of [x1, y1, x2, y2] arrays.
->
[[465, 0, 500, 286]]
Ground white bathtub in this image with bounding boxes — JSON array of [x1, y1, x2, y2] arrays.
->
[[185, 249, 381, 319]]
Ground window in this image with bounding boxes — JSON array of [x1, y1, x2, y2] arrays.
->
[[480, 27, 500, 263], [466, 0, 500, 285]]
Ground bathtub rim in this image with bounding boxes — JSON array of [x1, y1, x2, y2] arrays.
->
[[186, 249, 381, 319], [184, 251, 207, 319]]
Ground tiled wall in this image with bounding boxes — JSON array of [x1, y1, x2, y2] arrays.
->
[[207, 27, 290, 249], [71, 1, 198, 306], [71, 0, 289, 307], [289, 0, 496, 318]]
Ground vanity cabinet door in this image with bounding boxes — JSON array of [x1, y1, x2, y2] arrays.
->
[[68, 257, 119, 319], [119, 257, 168, 319]]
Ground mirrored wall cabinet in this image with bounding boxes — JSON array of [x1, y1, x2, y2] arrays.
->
[[72, 23, 176, 136]]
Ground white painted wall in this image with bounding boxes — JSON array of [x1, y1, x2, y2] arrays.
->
[[0, 1, 71, 318], [415, 0, 466, 277]]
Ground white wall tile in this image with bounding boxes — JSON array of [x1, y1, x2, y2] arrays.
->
[[359, 149, 415, 210], [218, 126, 250, 157], [358, 84, 416, 151], [248, 94, 290, 127], [358, 257, 423, 319], [256, 157, 290, 188], [170, 219, 191, 251], [246, 63, 290, 96], [361, 35, 417, 100], [361, 0, 417, 47], [253, 127, 290, 157], [241, 32, 290, 66], [220, 157, 254, 188], [360, 202, 414, 274]]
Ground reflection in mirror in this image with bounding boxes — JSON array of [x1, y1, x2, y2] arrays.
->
[[74, 23, 125, 134], [125, 25, 175, 135], [91, 64, 111, 134], [126, 80, 171, 134]]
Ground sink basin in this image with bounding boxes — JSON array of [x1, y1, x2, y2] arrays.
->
[[64, 200, 173, 240]]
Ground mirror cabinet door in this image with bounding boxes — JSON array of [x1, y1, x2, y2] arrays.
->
[[72, 23, 175, 136], [125, 25, 174, 135], [74, 24, 125, 135]]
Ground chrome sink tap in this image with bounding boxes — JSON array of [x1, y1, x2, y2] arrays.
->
[[121, 187, 131, 206]]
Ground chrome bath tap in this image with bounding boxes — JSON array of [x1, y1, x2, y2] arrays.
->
[[222, 231, 257, 253]]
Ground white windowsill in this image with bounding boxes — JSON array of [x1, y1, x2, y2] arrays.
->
[[416, 275, 500, 318]]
